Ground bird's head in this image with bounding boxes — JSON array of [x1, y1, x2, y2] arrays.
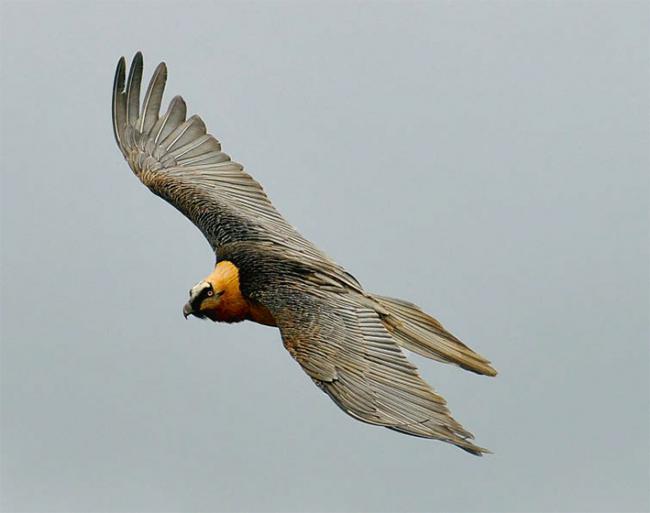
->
[[182, 261, 245, 321], [183, 280, 224, 319]]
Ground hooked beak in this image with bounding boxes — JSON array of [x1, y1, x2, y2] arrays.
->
[[182, 302, 194, 319]]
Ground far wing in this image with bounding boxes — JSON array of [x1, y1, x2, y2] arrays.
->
[[261, 284, 490, 455], [112, 53, 333, 267]]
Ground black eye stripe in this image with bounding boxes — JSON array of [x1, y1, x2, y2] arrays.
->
[[189, 284, 212, 308]]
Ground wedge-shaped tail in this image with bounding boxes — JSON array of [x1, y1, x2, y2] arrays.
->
[[375, 295, 497, 377]]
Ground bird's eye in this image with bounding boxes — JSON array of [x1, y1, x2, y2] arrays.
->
[[206, 290, 214, 297]]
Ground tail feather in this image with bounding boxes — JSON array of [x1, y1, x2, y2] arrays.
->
[[373, 295, 497, 377]]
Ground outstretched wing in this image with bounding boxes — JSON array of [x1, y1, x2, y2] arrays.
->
[[259, 282, 490, 455], [112, 52, 331, 265]]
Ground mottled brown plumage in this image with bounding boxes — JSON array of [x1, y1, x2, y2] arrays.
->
[[113, 52, 497, 455]]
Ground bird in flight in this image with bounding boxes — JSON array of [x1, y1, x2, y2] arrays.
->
[[112, 52, 497, 455]]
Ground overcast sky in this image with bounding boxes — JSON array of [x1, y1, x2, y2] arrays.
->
[[1, 2, 649, 512]]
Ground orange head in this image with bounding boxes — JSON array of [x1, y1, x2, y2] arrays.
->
[[182, 261, 250, 323]]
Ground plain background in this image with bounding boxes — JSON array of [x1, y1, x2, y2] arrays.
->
[[1, 1, 648, 512]]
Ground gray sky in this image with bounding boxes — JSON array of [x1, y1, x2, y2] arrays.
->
[[1, 2, 649, 512]]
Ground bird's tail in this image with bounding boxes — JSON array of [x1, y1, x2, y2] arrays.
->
[[373, 295, 497, 377]]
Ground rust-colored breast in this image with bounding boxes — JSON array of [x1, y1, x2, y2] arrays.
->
[[249, 301, 277, 327]]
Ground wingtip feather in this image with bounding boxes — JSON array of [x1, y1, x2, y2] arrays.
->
[[126, 52, 144, 127], [112, 56, 127, 153], [139, 61, 168, 135]]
